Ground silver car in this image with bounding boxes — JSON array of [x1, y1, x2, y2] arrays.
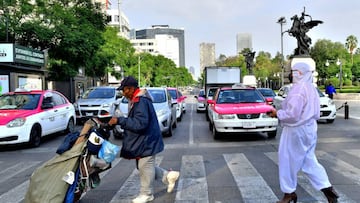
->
[[113, 87, 177, 138], [73, 86, 121, 123], [147, 87, 177, 137]]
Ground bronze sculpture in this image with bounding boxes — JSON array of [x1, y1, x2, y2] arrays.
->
[[245, 51, 256, 74], [288, 7, 323, 56]]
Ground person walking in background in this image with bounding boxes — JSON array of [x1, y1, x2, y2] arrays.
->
[[268, 62, 339, 203], [108, 76, 180, 203], [325, 83, 336, 99]]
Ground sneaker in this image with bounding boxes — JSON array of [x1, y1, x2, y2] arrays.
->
[[132, 194, 154, 203], [166, 171, 180, 193]]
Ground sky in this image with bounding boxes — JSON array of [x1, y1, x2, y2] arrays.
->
[[110, 0, 360, 78]]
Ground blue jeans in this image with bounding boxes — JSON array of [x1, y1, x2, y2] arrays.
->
[[136, 155, 169, 195]]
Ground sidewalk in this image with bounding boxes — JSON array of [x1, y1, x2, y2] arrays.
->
[[333, 93, 360, 100]]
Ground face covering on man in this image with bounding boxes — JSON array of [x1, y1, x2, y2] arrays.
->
[[291, 62, 313, 84]]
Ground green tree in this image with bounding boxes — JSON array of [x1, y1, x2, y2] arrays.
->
[[0, 0, 108, 80], [345, 35, 358, 65], [310, 39, 348, 84]]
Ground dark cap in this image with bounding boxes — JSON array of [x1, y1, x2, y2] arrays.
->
[[117, 76, 138, 90]]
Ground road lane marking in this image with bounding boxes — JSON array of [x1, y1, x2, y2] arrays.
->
[[109, 156, 163, 203], [224, 153, 278, 202], [175, 155, 209, 203], [189, 104, 194, 145], [0, 161, 40, 183]]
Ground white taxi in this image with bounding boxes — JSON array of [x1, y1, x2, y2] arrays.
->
[[0, 89, 76, 147], [207, 84, 278, 139]]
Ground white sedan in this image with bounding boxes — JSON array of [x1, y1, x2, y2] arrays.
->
[[273, 84, 336, 123]]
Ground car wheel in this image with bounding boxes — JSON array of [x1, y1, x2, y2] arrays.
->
[[268, 130, 277, 139], [212, 125, 220, 140], [177, 112, 182, 122], [172, 118, 177, 128], [65, 118, 75, 134], [165, 122, 173, 137], [29, 125, 41, 147], [326, 119, 335, 123]]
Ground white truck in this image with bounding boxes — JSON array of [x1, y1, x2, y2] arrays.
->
[[204, 66, 241, 119]]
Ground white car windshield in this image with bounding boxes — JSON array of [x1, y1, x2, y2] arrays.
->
[[0, 94, 41, 110], [217, 89, 265, 104], [148, 90, 167, 103], [82, 88, 115, 99]]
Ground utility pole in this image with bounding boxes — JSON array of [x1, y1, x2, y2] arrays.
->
[[118, 0, 122, 36]]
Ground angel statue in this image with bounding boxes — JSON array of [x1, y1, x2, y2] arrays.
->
[[288, 7, 323, 55], [245, 51, 256, 74]]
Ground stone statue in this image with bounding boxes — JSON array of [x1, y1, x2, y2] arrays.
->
[[288, 7, 323, 56], [245, 51, 256, 74]]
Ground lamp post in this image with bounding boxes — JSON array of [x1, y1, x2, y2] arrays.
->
[[325, 59, 343, 90], [277, 16, 287, 87], [138, 55, 141, 86]]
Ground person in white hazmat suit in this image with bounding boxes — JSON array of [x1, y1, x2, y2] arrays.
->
[[268, 62, 339, 203]]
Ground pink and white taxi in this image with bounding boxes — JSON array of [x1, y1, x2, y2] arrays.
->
[[207, 84, 278, 139], [0, 89, 76, 147]]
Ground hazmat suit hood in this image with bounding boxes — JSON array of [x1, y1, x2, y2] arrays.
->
[[291, 62, 313, 84]]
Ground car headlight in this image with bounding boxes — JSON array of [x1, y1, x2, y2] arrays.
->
[[328, 99, 335, 106], [217, 114, 236, 119], [156, 109, 168, 117], [102, 103, 111, 108], [7, 118, 26, 128]]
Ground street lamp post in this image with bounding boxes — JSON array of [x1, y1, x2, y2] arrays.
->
[[138, 55, 141, 86], [325, 59, 343, 90], [277, 16, 287, 87]]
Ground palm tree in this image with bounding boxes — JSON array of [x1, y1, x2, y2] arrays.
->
[[345, 35, 358, 65]]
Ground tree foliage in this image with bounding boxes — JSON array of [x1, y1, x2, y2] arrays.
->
[[1, 0, 108, 81]]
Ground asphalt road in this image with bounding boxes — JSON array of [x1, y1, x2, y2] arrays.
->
[[0, 95, 360, 202]]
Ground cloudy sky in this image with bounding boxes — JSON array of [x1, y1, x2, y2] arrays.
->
[[111, 0, 359, 78]]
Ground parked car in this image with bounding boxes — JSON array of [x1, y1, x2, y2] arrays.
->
[[0, 89, 76, 147], [207, 84, 278, 139], [147, 87, 177, 136], [194, 89, 206, 113], [167, 87, 187, 121], [273, 84, 336, 123], [73, 86, 121, 124]]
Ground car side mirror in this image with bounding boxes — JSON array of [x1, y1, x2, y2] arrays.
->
[[41, 102, 54, 109]]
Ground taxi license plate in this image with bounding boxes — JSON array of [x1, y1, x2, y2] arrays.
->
[[243, 121, 256, 128], [85, 112, 94, 116]]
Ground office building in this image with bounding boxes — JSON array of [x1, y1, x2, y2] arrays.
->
[[236, 33, 252, 54], [133, 25, 185, 67], [199, 43, 216, 74]]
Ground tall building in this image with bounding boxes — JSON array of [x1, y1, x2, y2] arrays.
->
[[199, 43, 216, 74], [106, 9, 130, 39], [131, 35, 180, 67], [133, 25, 185, 67], [236, 33, 252, 54]]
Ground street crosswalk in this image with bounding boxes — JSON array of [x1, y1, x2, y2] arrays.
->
[[1, 150, 360, 202]]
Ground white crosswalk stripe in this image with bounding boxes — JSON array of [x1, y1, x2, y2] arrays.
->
[[109, 156, 163, 203], [1, 150, 360, 202], [175, 155, 209, 203], [224, 153, 278, 202]]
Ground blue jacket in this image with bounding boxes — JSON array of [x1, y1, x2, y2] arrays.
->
[[117, 89, 164, 159]]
